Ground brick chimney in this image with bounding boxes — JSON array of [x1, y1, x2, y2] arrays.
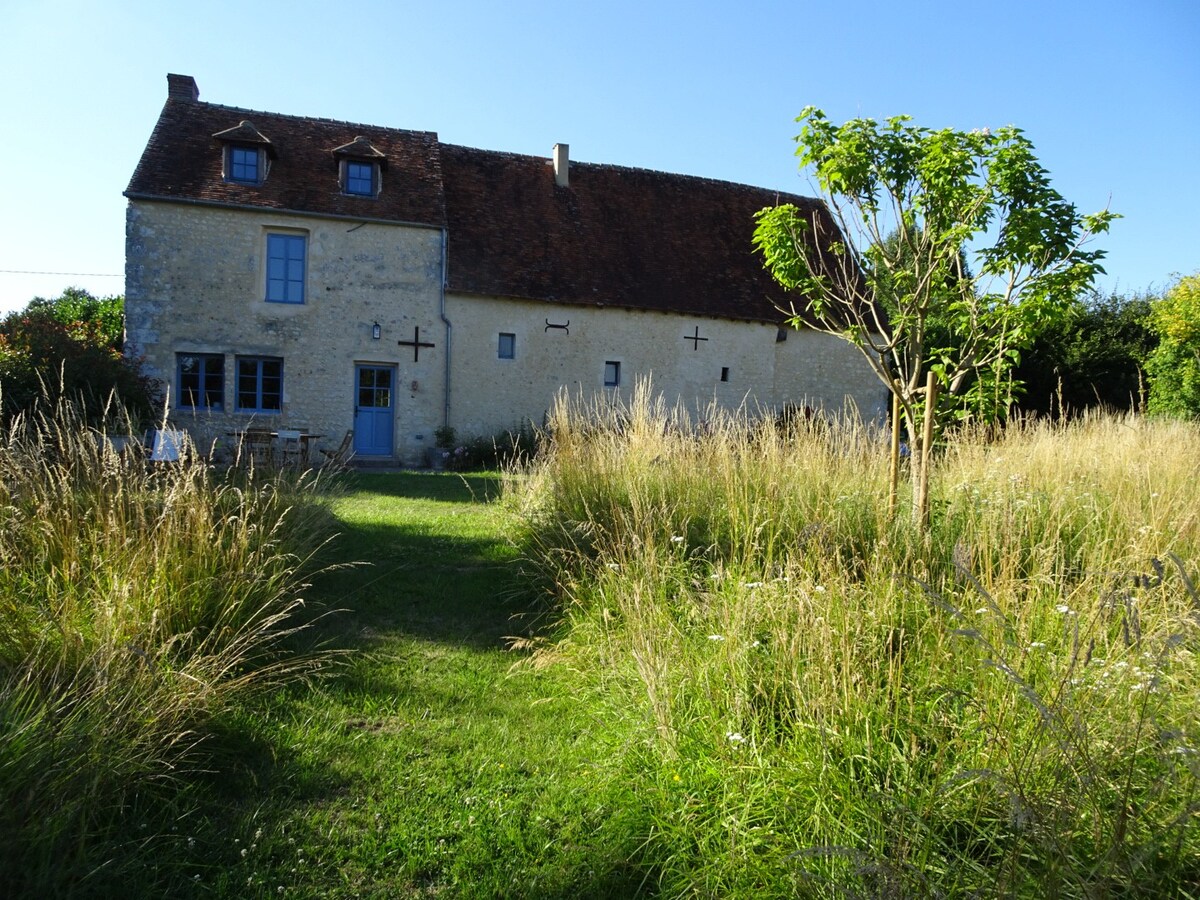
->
[[553, 143, 569, 188], [167, 73, 199, 102]]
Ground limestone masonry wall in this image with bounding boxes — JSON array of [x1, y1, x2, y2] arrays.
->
[[126, 200, 446, 465], [126, 199, 885, 465], [445, 294, 887, 437]]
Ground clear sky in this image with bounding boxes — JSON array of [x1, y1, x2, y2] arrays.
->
[[0, 0, 1196, 315]]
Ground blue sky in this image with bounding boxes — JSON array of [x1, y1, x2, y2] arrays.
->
[[0, 0, 1196, 315]]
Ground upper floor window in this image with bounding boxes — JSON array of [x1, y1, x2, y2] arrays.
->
[[498, 332, 515, 360], [266, 233, 306, 304], [214, 121, 273, 184], [228, 146, 261, 184], [177, 353, 224, 410], [604, 360, 621, 388], [345, 161, 377, 196], [332, 136, 385, 197]]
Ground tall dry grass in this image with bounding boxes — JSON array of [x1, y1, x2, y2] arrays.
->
[[513, 383, 1200, 897], [0, 396, 339, 895]]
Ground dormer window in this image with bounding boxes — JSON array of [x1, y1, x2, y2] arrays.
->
[[345, 160, 377, 196], [331, 135, 386, 198], [228, 145, 262, 184], [213, 120, 274, 186]]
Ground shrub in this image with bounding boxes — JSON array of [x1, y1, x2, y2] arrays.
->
[[0, 289, 159, 424], [1015, 290, 1157, 417], [445, 422, 541, 471], [1146, 273, 1200, 418]]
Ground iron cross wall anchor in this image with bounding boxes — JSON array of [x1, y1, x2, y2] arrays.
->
[[398, 326, 436, 361], [685, 325, 709, 350]]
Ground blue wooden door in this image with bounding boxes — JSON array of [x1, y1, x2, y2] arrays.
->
[[354, 365, 395, 456]]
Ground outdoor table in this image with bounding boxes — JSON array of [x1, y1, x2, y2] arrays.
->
[[225, 430, 324, 464]]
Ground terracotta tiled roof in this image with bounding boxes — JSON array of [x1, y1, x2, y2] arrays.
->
[[125, 95, 446, 226], [440, 144, 826, 324], [127, 75, 840, 325]]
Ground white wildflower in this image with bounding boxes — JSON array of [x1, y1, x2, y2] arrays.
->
[[726, 731, 745, 743], [708, 634, 725, 642], [670, 535, 685, 543]]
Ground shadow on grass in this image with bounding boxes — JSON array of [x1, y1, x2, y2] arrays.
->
[[153, 473, 664, 899], [305, 471, 541, 652], [342, 470, 505, 504]]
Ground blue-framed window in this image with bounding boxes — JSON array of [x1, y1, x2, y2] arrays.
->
[[604, 360, 620, 388], [266, 233, 306, 304], [236, 356, 283, 412], [229, 146, 260, 183], [498, 332, 515, 360], [345, 161, 376, 196], [177, 353, 224, 410]]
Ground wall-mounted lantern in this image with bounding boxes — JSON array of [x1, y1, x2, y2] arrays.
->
[[371, 322, 381, 340]]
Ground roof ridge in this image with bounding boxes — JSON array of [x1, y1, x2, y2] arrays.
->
[[178, 98, 439, 141], [439, 141, 815, 201]]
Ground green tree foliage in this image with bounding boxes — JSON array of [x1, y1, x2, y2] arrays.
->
[[1145, 273, 1200, 417], [1015, 290, 1156, 416], [0, 288, 159, 423], [753, 108, 1116, 519]]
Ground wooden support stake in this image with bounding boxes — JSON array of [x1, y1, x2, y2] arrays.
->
[[917, 371, 938, 528], [888, 391, 900, 517]]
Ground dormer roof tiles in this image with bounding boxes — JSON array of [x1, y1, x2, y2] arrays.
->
[[126, 94, 446, 226]]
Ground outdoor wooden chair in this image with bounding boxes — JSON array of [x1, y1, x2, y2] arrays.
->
[[241, 427, 274, 467], [277, 428, 304, 467], [320, 429, 354, 468]]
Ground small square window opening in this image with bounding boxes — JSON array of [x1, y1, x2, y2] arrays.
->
[[229, 146, 260, 183], [498, 333, 515, 359], [346, 161, 376, 196], [720, 367, 730, 382], [604, 360, 621, 388]]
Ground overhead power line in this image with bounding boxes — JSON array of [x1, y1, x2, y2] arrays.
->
[[0, 269, 122, 277]]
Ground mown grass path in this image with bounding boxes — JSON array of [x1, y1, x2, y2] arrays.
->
[[194, 472, 651, 899]]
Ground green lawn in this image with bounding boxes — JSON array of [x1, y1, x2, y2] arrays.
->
[[181, 472, 655, 899]]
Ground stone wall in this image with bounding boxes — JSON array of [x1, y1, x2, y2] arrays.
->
[[126, 199, 886, 465], [125, 200, 446, 465], [444, 294, 887, 438]]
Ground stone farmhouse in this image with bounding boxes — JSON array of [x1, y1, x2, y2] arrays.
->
[[124, 73, 883, 465]]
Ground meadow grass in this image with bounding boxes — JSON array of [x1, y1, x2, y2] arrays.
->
[[0, 397, 339, 896], [6, 388, 1198, 897], [182, 471, 654, 898], [512, 385, 1200, 897]]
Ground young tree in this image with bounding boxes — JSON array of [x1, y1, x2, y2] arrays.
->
[[1145, 273, 1200, 418], [753, 108, 1117, 522]]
